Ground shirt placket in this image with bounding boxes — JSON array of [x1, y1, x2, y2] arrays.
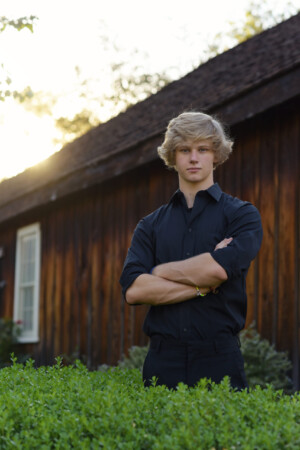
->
[[179, 195, 210, 340]]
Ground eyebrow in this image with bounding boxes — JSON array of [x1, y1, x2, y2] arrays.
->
[[177, 143, 212, 149]]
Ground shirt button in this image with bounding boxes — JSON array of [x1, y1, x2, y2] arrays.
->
[[186, 252, 190, 256], [183, 328, 187, 332], [188, 228, 192, 232]]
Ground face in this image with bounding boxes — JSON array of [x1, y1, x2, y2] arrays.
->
[[175, 139, 217, 191]]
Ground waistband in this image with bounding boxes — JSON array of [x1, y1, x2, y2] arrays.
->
[[149, 334, 240, 356]]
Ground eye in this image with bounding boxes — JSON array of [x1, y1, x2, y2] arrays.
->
[[199, 147, 209, 153], [179, 148, 189, 153]]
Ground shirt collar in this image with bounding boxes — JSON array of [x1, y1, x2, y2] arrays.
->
[[169, 183, 222, 204], [205, 183, 222, 202]]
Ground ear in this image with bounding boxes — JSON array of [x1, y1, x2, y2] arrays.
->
[[213, 153, 219, 165], [212, 153, 219, 170]]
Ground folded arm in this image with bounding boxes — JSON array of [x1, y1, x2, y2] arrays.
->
[[152, 238, 231, 287], [126, 239, 231, 305], [124, 238, 231, 305], [126, 274, 210, 306]]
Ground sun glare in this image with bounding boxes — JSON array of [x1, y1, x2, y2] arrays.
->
[[0, 101, 61, 181]]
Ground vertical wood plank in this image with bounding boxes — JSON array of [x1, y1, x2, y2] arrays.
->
[[276, 111, 297, 353], [255, 115, 277, 341], [293, 108, 300, 389]]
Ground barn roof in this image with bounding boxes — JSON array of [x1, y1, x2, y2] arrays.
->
[[1, 13, 300, 224]]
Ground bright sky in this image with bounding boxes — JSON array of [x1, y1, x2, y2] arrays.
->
[[0, 0, 299, 181]]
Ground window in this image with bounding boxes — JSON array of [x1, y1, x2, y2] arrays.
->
[[13, 223, 41, 343]]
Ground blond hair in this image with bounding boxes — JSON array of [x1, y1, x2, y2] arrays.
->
[[157, 112, 233, 168]]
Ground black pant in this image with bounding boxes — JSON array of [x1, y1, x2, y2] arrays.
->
[[143, 334, 248, 390]]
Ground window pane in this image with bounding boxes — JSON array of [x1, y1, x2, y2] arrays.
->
[[21, 286, 34, 332], [20, 236, 36, 283], [28, 237, 35, 261], [23, 310, 33, 332], [23, 286, 33, 308], [27, 261, 35, 283]]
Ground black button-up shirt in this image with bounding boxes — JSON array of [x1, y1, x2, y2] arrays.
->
[[120, 183, 263, 341]]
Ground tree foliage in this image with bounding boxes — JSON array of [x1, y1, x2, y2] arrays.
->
[[53, 0, 299, 145], [229, 0, 299, 43], [105, 62, 171, 111], [23, 58, 171, 146], [55, 110, 101, 146], [203, 0, 299, 59], [0, 15, 37, 101], [0, 15, 37, 33], [7, 0, 299, 146]]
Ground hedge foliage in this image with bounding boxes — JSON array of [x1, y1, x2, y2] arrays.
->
[[239, 324, 293, 391], [0, 319, 21, 368], [1, 357, 300, 449]]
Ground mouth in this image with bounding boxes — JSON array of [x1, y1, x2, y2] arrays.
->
[[187, 168, 201, 172]]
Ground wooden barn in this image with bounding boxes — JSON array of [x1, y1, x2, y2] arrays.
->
[[0, 14, 299, 385]]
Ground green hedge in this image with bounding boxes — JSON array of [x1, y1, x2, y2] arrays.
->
[[1, 358, 300, 449], [0, 319, 22, 368], [240, 324, 293, 391]]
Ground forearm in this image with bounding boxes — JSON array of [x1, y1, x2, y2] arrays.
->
[[126, 274, 209, 306], [152, 252, 227, 287]]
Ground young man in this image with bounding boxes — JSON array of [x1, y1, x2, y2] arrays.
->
[[119, 112, 263, 390]]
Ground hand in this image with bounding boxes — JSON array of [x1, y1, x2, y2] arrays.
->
[[214, 237, 233, 251], [151, 266, 159, 276]]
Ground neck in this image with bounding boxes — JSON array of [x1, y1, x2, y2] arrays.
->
[[179, 179, 214, 208]]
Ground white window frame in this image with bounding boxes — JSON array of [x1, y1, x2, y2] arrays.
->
[[13, 223, 41, 343]]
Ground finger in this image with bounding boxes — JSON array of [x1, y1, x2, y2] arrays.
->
[[214, 237, 233, 250]]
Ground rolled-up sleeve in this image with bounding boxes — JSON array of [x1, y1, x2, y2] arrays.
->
[[119, 218, 155, 298], [210, 203, 263, 279]]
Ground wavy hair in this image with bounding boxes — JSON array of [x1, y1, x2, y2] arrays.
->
[[157, 112, 233, 169]]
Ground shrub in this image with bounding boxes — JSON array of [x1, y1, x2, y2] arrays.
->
[[0, 318, 31, 368], [118, 345, 148, 370], [0, 360, 300, 449], [240, 323, 293, 392], [0, 318, 27, 367], [118, 323, 293, 391]]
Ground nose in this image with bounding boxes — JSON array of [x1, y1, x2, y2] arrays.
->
[[190, 149, 199, 162]]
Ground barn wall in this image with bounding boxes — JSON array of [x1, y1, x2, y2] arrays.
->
[[0, 160, 178, 367], [216, 99, 300, 385], [0, 98, 299, 385]]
